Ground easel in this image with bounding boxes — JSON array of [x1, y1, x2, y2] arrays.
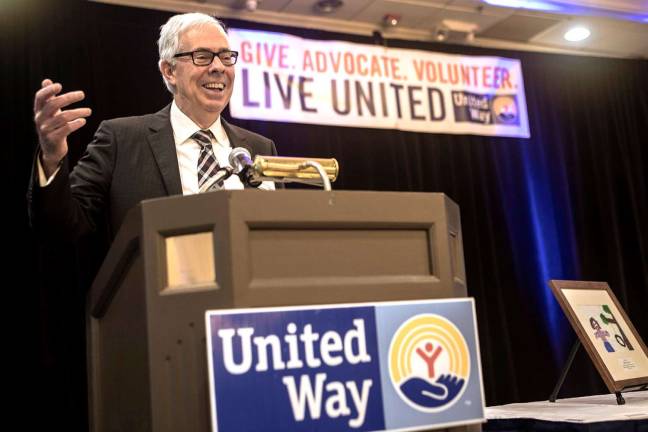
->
[[549, 339, 648, 405]]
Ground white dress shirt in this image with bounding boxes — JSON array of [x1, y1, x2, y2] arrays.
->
[[170, 101, 276, 194]]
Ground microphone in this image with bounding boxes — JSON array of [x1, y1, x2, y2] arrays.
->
[[228, 147, 262, 187]]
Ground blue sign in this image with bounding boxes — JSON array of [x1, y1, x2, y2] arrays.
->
[[205, 298, 484, 431]]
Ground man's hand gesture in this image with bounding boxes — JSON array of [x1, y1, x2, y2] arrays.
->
[[33, 79, 92, 176]]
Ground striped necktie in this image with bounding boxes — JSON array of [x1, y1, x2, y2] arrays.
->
[[192, 129, 222, 192]]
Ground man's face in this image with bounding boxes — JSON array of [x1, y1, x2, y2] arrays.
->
[[164, 23, 235, 126]]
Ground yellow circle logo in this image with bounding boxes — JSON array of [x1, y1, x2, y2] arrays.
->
[[492, 96, 518, 123], [388, 314, 470, 412]]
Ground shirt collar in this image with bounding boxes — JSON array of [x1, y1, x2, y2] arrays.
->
[[170, 100, 227, 147]]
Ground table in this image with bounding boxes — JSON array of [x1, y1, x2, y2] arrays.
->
[[484, 391, 648, 431]]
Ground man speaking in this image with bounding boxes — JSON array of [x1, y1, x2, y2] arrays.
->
[[29, 12, 278, 240]]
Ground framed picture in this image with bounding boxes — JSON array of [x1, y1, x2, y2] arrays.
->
[[549, 280, 648, 393]]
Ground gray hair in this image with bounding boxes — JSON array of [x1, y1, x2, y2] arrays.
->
[[158, 13, 228, 94]]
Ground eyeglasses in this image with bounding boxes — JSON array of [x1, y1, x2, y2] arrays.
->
[[173, 49, 239, 66]]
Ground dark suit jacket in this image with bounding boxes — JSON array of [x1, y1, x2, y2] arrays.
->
[[27, 104, 278, 241]]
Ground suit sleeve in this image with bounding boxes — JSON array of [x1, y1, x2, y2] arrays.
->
[[27, 121, 116, 241]]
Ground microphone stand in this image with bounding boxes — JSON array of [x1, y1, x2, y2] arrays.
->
[[204, 167, 234, 192]]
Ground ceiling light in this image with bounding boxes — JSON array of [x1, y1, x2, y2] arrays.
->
[[442, 19, 478, 33], [564, 26, 591, 41], [244, 0, 258, 12], [432, 20, 477, 43], [314, 0, 343, 14], [382, 14, 401, 27], [483, 0, 562, 12]]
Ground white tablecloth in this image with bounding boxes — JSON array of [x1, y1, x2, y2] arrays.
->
[[486, 391, 647, 423]]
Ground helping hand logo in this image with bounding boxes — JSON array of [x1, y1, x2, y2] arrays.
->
[[492, 96, 519, 124], [389, 314, 470, 412]]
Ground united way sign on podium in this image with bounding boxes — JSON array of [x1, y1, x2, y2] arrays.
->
[[206, 298, 484, 431]]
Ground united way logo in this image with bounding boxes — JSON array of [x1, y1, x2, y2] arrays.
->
[[388, 314, 470, 412], [492, 95, 519, 124]]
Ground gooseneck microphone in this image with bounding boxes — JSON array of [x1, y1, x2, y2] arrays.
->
[[228, 147, 262, 187], [227, 148, 339, 189]]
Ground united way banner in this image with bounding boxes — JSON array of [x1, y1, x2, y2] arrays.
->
[[205, 298, 485, 432], [229, 29, 530, 138]]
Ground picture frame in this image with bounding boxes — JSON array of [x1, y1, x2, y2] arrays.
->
[[549, 280, 648, 393]]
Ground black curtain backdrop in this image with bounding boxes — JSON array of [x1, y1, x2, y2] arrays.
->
[[4, 0, 647, 430]]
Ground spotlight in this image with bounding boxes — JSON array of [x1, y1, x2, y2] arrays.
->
[[314, 0, 343, 14], [382, 14, 400, 27], [245, 0, 258, 11], [435, 27, 449, 41]]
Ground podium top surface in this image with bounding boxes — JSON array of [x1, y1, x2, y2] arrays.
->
[[117, 189, 458, 238], [138, 189, 455, 211]]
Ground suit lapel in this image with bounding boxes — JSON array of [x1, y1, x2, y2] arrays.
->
[[222, 118, 253, 154], [145, 111, 257, 194], [222, 118, 257, 189], [147, 105, 183, 196]]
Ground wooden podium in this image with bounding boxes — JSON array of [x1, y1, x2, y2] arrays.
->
[[87, 190, 474, 432]]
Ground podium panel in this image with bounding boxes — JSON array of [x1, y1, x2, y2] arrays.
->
[[87, 190, 474, 432]]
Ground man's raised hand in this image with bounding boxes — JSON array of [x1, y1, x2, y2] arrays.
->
[[33, 79, 92, 176]]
